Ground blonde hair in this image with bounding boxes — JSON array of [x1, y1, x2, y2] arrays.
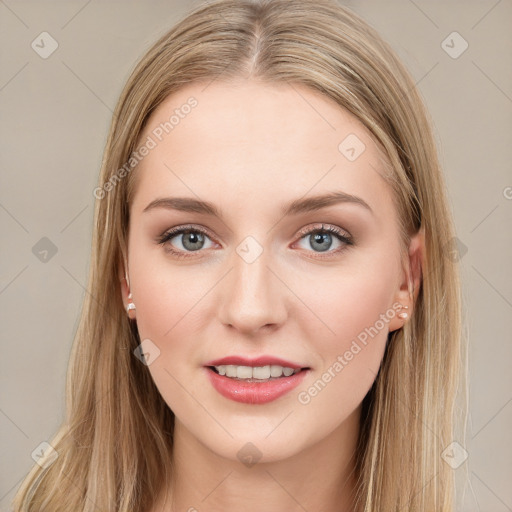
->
[[12, 0, 466, 510]]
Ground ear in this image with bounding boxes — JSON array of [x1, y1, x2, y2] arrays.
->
[[388, 227, 425, 332]]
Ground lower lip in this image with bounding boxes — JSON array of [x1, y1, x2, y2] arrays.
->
[[205, 367, 310, 404]]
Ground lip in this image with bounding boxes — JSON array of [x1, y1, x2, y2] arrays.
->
[[204, 355, 308, 370], [204, 366, 310, 404]]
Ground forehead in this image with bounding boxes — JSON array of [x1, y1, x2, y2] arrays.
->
[[131, 80, 396, 224]]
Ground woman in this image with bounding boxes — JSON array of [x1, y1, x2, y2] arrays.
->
[[12, 0, 466, 510]]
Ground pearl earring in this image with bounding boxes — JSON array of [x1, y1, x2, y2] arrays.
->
[[397, 304, 409, 319], [124, 268, 136, 315], [126, 292, 136, 314]]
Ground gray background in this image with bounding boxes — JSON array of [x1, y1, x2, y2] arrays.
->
[[1, 1, 511, 510]]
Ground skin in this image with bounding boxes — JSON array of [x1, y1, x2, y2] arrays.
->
[[121, 79, 423, 512]]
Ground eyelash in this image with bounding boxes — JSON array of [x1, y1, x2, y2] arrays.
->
[[157, 223, 353, 260]]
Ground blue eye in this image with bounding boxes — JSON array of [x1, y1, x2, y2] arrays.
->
[[158, 225, 215, 258], [295, 223, 353, 256], [157, 223, 353, 259]]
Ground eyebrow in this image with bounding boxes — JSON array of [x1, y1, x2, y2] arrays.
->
[[142, 191, 373, 218]]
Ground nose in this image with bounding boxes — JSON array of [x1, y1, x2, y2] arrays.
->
[[217, 245, 288, 335]]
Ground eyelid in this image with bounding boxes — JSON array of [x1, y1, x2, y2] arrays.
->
[[295, 222, 351, 240], [158, 224, 217, 243], [158, 223, 351, 242]]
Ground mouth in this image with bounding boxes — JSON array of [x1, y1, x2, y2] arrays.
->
[[204, 363, 311, 404]]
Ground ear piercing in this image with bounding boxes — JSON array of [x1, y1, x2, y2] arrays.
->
[[126, 292, 135, 313], [126, 291, 136, 315], [124, 267, 136, 316], [397, 304, 409, 319]]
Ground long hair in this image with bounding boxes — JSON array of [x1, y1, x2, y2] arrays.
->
[[12, 0, 466, 510]]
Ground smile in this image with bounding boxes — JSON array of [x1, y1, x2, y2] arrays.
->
[[204, 365, 310, 404]]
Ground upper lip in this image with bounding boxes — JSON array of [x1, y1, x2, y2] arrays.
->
[[204, 355, 309, 370]]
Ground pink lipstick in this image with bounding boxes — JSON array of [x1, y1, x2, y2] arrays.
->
[[203, 355, 310, 405]]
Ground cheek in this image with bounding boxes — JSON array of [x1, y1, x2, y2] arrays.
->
[[128, 258, 219, 404], [129, 264, 210, 411], [300, 263, 397, 352], [293, 252, 399, 408], [129, 252, 213, 341], [293, 275, 392, 431]]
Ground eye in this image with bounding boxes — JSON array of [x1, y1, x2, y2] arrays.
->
[[157, 222, 353, 260], [157, 225, 216, 259], [293, 223, 353, 257]]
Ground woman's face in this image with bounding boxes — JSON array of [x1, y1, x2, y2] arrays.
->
[[124, 79, 415, 463]]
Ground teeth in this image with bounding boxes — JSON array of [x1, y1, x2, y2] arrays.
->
[[283, 367, 294, 377], [237, 366, 253, 379], [214, 364, 301, 380], [225, 366, 237, 377], [270, 365, 283, 377], [252, 365, 270, 379]]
